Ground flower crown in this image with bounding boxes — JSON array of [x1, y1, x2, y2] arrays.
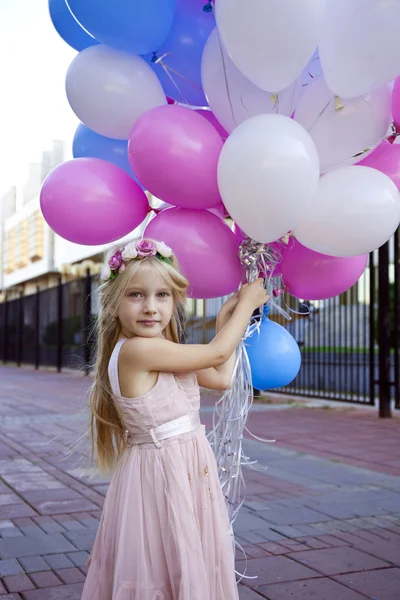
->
[[100, 239, 173, 282]]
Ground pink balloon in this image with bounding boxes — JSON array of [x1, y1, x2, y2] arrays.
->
[[358, 141, 400, 189], [196, 109, 228, 141], [268, 240, 291, 278], [129, 105, 223, 210], [40, 158, 149, 245], [281, 239, 368, 300], [232, 222, 245, 244], [144, 208, 242, 298], [392, 78, 400, 129]]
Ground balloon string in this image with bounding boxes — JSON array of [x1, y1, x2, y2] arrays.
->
[[215, 27, 238, 128]]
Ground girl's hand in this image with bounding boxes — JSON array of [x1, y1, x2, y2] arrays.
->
[[239, 278, 270, 310]]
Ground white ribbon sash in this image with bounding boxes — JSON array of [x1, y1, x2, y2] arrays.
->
[[127, 412, 201, 448]]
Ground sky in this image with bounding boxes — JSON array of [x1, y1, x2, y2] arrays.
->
[[0, 0, 77, 196]]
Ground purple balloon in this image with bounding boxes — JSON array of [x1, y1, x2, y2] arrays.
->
[[358, 141, 400, 190], [281, 239, 368, 300], [40, 158, 149, 245], [144, 207, 242, 298], [129, 105, 223, 209], [196, 109, 228, 141]]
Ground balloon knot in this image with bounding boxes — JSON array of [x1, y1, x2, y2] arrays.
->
[[269, 93, 279, 104], [262, 305, 271, 317], [334, 95, 344, 111], [151, 52, 158, 63], [203, 1, 213, 12]]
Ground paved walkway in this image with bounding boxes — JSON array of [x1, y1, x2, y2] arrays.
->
[[0, 366, 399, 599]]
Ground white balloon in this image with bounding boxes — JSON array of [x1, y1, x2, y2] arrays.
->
[[217, 114, 320, 243], [201, 28, 301, 134], [66, 45, 166, 140], [295, 76, 392, 173], [320, 0, 400, 98], [293, 166, 400, 257], [215, 0, 326, 92]]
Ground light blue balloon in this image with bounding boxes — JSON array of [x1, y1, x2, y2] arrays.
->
[[73, 124, 143, 187], [246, 307, 301, 390], [66, 0, 176, 55], [144, 0, 215, 106], [49, 0, 98, 51]]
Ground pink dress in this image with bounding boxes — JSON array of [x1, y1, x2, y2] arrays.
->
[[81, 338, 239, 600]]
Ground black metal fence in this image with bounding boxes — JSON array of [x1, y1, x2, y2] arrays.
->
[[0, 274, 96, 373], [1, 229, 398, 415]]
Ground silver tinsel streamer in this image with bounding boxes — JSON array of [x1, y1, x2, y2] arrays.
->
[[207, 238, 291, 581]]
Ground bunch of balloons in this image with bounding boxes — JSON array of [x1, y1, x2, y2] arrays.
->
[[43, 1, 400, 379]]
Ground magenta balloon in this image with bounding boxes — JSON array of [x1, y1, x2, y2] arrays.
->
[[144, 208, 242, 298], [40, 158, 149, 245], [232, 222, 245, 244], [281, 239, 368, 300], [129, 105, 223, 210], [358, 141, 400, 190], [196, 109, 229, 141]]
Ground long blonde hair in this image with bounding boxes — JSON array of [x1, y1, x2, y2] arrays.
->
[[87, 241, 189, 475]]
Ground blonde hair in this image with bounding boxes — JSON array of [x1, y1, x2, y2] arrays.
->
[[87, 240, 189, 475]]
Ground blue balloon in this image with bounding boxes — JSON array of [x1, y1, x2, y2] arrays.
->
[[73, 124, 142, 187], [144, 0, 215, 106], [246, 308, 301, 390], [66, 0, 176, 55], [49, 0, 98, 51]]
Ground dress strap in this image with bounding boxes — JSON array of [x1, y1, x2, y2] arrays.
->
[[108, 338, 127, 397]]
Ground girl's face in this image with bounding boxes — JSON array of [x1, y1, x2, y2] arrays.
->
[[117, 268, 174, 339]]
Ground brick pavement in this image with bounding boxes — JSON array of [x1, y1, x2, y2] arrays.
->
[[0, 366, 399, 599]]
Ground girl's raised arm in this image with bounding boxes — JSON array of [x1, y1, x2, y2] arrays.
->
[[121, 279, 268, 374]]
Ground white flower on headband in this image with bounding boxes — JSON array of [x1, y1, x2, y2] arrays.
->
[[121, 242, 138, 260], [100, 264, 111, 281], [156, 241, 172, 258]]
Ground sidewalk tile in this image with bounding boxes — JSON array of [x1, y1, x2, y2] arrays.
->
[[42, 555, 74, 570], [21, 582, 84, 599], [29, 572, 62, 588], [290, 546, 390, 575], [2, 575, 35, 593], [0, 560, 24, 577], [334, 567, 400, 600], [65, 552, 89, 567], [17, 557, 50, 574], [238, 586, 266, 599], [258, 577, 368, 599], [54, 569, 85, 584], [0, 535, 76, 560], [235, 556, 321, 586]]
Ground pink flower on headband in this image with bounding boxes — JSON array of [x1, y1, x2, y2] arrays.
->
[[137, 239, 157, 258], [109, 250, 123, 271]]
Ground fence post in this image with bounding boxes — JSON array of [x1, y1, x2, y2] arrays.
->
[[56, 277, 63, 372], [378, 242, 391, 418], [369, 252, 376, 405], [83, 269, 92, 376], [394, 228, 399, 410], [35, 286, 40, 370], [16, 291, 23, 367], [2, 293, 8, 364]]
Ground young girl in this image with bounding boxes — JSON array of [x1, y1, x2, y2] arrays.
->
[[81, 237, 268, 600]]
